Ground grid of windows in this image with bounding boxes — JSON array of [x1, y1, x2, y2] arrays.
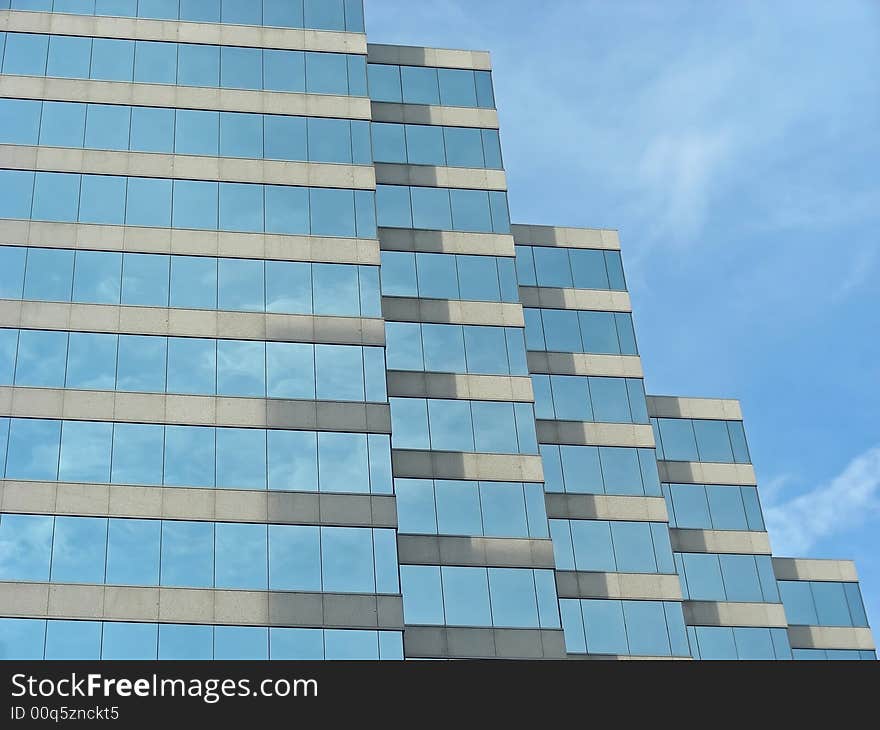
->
[[532, 375, 649, 424], [0, 620, 401, 661], [376, 185, 509, 234], [515, 245, 626, 291], [0, 247, 381, 317], [0, 32, 367, 95], [400, 566, 559, 628], [541, 444, 661, 497], [560, 599, 689, 657], [550, 520, 675, 574], [390, 398, 538, 454], [0, 418, 393, 494], [663, 483, 766, 531], [395, 479, 548, 539], [524, 308, 637, 355], [0, 171, 377, 237], [0, 330, 387, 402], [652, 417, 751, 464], [778, 580, 869, 628], [371, 123, 502, 169], [0, 0, 367, 33], [792, 649, 876, 661], [675, 553, 780, 603], [0, 514, 400, 593], [385, 322, 528, 376], [686, 626, 792, 660], [380, 251, 518, 303], [0, 98, 372, 164], [368, 63, 494, 109]]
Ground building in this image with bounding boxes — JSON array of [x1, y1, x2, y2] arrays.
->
[[0, 0, 874, 661]]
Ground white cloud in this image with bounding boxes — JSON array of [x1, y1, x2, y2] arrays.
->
[[765, 446, 880, 556]]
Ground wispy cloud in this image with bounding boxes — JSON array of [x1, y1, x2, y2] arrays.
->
[[765, 446, 880, 556]]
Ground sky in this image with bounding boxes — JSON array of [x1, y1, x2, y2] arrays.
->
[[365, 0, 880, 632]]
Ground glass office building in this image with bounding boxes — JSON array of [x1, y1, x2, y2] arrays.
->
[[0, 1, 874, 661]]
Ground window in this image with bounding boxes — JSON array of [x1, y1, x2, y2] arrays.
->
[[779, 580, 869, 628], [515, 246, 627, 291], [561, 599, 688, 657], [654, 418, 752, 464], [541, 444, 661, 497], [524, 308, 637, 355], [65, 332, 118, 390], [2, 32, 364, 93], [691, 626, 792, 660], [532, 375, 648, 424], [679, 553, 779, 603], [0, 619, 401, 660], [376, 186, 510, 233], [551, 520, 674, 574], [369, 64, 495, 109]]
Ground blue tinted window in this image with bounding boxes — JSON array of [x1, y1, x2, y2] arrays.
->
[[221, 45, 261, 89], [400, 565, 443, 624], [14, 329, 66, 387], [264, 115, 307, 161], [694, 419, 734, 462], [219, 182, 263, 232], [39, 101, 86, 148], [268, 525, 320, 591], [173, 180, 218, 229], [264, 185, 309, 234], [101, 623, 157, 660], [90, 38, 134, 81], [322, 526, 375, 593], [130, 107, 174, 153], [106, 519, 160, 586], [216, 426, 266, 489], [263, 48, 305, 92], [265, 260, 311, 313], [305, 51, 347, 95], [178, 43, 220, 87], [0, 98, 41, 145], [401, 66, 439, 105], [312, 263, 359, 315], [58, 421, 112, 483], [175, 109, 219, 156], [442, 566, 491, 626], [121, 253, 169, 307], [134, 40, 177, 84], [582, 599, 628, 655], [164, 425, 215, 488], [3, 33, 49, 76], [161, 521, 214, 588], [267, 342, 314, 399], [111, 423, 164, 485], [318, 432, 369, 493], [215, 523, 267, 590], [475, 71, 495, 108], [0, 618, 45, 660], [368, 64, 402, 103], [310, 188, 355, 237], [79, 174, 127, 225], [32, 172, 80, 223], [45, 620, 101, 660], [267, 430, 317, 492], [51, 516, 107, 584], [167, 337, 215, 395], [0, 514, 53, 581], [219, 111, 262, 159], [126, 177, 173, 227], [170, 256, 217, 309], [6, 419, 61, 481], [215, 626, 268, 660], [64, 329, 118, 390], [159, 624, 214, 660]]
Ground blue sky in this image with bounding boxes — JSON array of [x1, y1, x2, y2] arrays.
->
[[366, 0, 880, 631]]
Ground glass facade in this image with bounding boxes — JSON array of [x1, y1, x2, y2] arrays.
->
[[0, 1, 874, 663]]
